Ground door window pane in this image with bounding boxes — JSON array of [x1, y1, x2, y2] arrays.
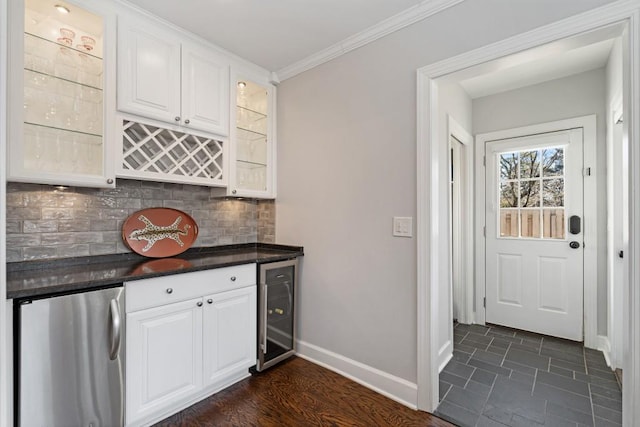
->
[[542, 148, 564, 177], [497, 145, 566, 239], [500, 182, 518, 208], [520, 209, 541, 238], [520, 150, 541, 178], [542, 178, 564, 207], [543, 209, 565, 239], [500, 209, 519, 237], [519, 180, 540, 207], [500, 152, 518, 180]]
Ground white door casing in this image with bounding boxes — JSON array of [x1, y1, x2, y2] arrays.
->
[[485, 129, 584, 341], [608, 97, 628, 369]]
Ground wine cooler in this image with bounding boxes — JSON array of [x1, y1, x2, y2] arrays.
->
[[256, 258, 298, 371]]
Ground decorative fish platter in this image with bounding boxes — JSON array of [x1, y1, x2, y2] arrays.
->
[[122, 208, 199, 258]]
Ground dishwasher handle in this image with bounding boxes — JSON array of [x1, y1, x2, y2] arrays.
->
[[109, 299, 121, 361]]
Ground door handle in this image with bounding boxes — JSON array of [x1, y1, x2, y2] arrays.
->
[[569, 241, 580, 249], [569, 216, 581, 235], [262, 284, 268, 353], [109, 299, 121, 361]]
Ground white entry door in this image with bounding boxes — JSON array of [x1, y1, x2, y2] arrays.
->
[[485, 129, 584, 341]]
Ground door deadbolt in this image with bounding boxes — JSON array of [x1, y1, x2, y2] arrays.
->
[[569, 216, 581, 235], [569, 241, 580, 249]]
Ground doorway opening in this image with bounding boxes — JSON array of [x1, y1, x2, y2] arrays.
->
[[416, 4, 640, 425]]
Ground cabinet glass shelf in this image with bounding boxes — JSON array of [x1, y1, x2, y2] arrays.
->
[[26, 31, 102, 60], [237, 159, 267, 167], [25, 67, 103, 91], [23, 122, 103, 175], [24, 69, 103, 137], [237, 104, 266, 120], [24, 121, 102, 138], [237, 126, 267, 139], [24, 32, 103, 90]]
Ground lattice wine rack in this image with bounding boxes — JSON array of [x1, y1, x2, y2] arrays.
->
[[121, 120, 225, 185]]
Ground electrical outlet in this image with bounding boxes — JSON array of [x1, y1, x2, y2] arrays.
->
[[393, 217, 412, 237]]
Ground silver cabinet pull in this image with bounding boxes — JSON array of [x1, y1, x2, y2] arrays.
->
[[166, 288, 173, 294], [232, 190, 237, 194], [174, 116, 181, 122], [230, 276, 236, 282], [108, 299, 121, 361], [184, 119, 190, 124], [207, 299, 213, 304], [197, 301, 203, 307]]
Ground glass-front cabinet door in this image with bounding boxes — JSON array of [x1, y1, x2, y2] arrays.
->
[[228, 72, 276, 198], [8, 0, 115, 188]]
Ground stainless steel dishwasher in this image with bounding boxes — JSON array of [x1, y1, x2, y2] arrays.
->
[[16, 286, 125, 427]]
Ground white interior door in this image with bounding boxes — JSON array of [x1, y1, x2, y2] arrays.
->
[[485, 129, 584, 341]]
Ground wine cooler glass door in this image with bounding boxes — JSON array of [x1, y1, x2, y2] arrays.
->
[[258, 259, 298, 371]]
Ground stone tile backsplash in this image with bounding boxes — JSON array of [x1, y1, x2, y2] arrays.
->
[[6, 179, 276, 262]]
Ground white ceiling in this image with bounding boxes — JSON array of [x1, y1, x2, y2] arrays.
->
[[459, 38, 616, 99], [124, 0, 425, 72], [438, 22, 626, 99]]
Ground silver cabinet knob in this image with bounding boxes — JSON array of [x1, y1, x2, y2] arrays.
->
[[231, 189, 237, 195], [175, 116, 181, 122], [166, 288, 173, 294], [230, 276, 236, 282], [106, 178, 114, 184], [184, 119, 190, 124], [207, 299, 213, 304], [197, 301, 203, 307]]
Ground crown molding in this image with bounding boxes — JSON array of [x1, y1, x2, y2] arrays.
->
[[275, 0, 465, 81], [418, 0, 640, 79]]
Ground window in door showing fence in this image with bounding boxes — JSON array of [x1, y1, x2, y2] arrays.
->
[[498, 147, 565, 239]]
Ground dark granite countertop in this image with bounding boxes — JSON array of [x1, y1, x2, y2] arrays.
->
[[7, 243, 303, 300]]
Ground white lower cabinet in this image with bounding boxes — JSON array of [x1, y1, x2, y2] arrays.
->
[[126, 298, 204, 425], [125, 265, 257, 427], [203, 287, 257, 388]]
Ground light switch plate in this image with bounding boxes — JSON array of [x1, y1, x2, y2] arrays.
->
[[393, 217, 413, 237]]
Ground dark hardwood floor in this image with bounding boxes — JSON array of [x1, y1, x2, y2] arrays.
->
[[154, 357, 454, 426]]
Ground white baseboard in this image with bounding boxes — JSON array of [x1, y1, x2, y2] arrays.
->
[[597, 335, 613, 368], [295, 340, 417, 409], [438, 340, 453, 373]]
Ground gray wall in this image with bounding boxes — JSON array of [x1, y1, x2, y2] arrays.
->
[[276, 0, 614, 384], [472, 68, 608, 335], [6, 179, 275, 262]]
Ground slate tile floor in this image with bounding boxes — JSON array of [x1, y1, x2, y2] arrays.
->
[[435, 323, 622, 427]]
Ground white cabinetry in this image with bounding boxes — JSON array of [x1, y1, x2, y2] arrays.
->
[[125, 265, 256, 427], [212, 71, 276, 198], [8, 0, 116, 188], [117, 14, 229, 136], [203, 287, 256, 388], [126, 298, 203, 423]]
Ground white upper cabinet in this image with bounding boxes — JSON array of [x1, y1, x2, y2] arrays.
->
[[212, 70, 276, 199], [117, 13, 229, 136], [116, 17, 181, 124], [182, 44, 229, 135], [7, 0, 117, 188]]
